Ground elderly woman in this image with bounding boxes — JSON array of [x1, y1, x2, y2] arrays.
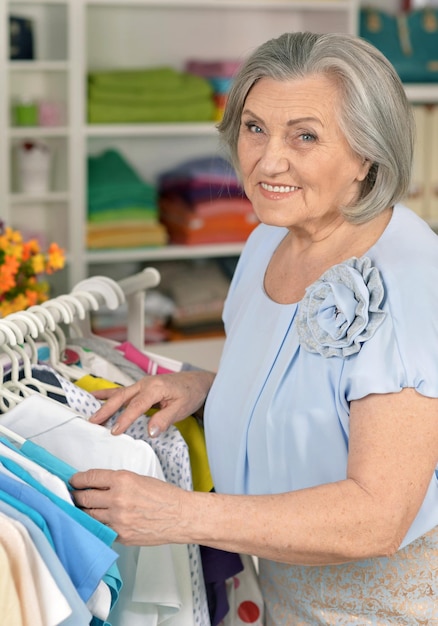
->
[[72, 32, 438, 624]]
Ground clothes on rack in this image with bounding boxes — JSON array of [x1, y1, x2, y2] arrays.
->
[[0, 270, 262, 626], [2, 394, 195, 626]]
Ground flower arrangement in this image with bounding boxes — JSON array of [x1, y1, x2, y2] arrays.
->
[[0, 222, 65, 317], [296, 256, 386, 358]]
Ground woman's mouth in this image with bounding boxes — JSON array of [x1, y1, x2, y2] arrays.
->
[[260, 182, 300, 193]]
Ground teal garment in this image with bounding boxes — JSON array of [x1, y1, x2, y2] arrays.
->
[[0, 498, 93, 625], [0, 454, 116, 546], [0, 468, 117, 603], [0, 486, 55, 548], [0, 450, 123, 621], [205, 203, 438, 544], [0, 435, 76, 486]]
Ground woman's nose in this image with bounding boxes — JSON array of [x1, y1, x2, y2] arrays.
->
[[258, 137, 290, 175]]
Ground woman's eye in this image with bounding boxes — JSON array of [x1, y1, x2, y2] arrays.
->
[[245, 122, 263, 134], [300, 132, 316, 142]]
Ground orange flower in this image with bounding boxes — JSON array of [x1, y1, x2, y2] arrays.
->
[[46, 242, 66, 274], [25, 288, 42, 307], [22, 239, 40, 261], [30, 253, 46, 275], [0, 255, 19, 294], [0, 224, 65, 317]]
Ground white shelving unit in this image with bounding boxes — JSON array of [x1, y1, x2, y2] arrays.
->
[[4, 0, 437, 290], [1, 1, 72, 289]]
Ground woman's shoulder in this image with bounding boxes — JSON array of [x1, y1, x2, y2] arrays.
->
[[370, 204, 438, 290], [374, 204, 438, 262]]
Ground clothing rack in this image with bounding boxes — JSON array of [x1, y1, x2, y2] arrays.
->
[[0, 266, 161, 351], [0, 263, 216, 626]]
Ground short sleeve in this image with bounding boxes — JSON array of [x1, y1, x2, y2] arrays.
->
[[342, 228, 438, 403]]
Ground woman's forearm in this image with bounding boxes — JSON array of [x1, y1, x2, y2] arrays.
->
[[179, 481, 406, 566]]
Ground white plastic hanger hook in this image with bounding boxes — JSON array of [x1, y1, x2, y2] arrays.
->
[[41, 299, 73, 324], [72, 276, 125, 310], [7, 311, 45, 338], [27, 305, 57, 332], [0, 319, 25, 345], [66, 289, 100, 312], [56, 294, 87, 320]]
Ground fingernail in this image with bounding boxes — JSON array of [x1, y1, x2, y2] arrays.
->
[[148, 424, 161, 438], [111, 424, 120, 435]]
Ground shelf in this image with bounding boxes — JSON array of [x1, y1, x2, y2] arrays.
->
[[85, 1, 351, 9], [85, 242, 245, 264], [404, 84, 438, 104], [9, 126, 69, 137], [8, 61, 69, 71], [9, 191, 69, 203], [9, 1, 68, 5]]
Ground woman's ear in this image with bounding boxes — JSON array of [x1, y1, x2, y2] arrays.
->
[[357, 157, 373, 182]]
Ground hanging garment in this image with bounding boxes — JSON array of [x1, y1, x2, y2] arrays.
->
[[0, 512, 45, 626], [0, 496, 93, 625], [0, 539, 24, 625], [76, 374, 210, 626], [0, 512, 73, 626], [2, 394, 195, 626], [0, 467, 118, 607]]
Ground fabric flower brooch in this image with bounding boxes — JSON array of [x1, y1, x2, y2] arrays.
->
[[296, 256, 386, 358]]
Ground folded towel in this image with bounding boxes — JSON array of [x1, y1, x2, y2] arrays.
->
[[88, 206, 159, 223], [88, 99, 215, 124], [88, 149, 157, 211], [87, 221, 167, 249], [158, 155, 245, 203], [88, 73, 213, 104], [88, 66, 182, 90]]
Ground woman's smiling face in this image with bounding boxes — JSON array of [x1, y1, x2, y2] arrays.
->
[[237, 74, 371, 233]]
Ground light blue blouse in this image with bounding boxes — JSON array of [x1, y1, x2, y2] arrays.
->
[[204, 204, 438, 549]]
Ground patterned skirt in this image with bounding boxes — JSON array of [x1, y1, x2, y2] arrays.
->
[[259, 526, 438, 625]]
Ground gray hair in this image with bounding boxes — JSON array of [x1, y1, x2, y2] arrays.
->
[[217, 31, 414, 224]]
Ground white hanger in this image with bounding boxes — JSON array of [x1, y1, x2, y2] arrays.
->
[[72, 276, 125, 310], [68, 290, 100, 312], [65, 290, 101, 339], [7, 311, 45, 338], [27, 304, 57, 332], [38, 326, 85, 381], [41, 299, 73, 325], [0, 325, 24, 411], [0, 319, 24, 346], [0, 316, 69, 401], [0, 423, 25, 445], [55, 294, 87, 321]]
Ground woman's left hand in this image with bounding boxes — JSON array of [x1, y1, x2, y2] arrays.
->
[[70, 469, 187, 546]]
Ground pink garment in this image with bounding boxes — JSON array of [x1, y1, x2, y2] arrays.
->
[[115, 342, 174, 375]]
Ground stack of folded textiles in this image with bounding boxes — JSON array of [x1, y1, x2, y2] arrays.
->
[[87, 66, 215, 124], [185, 59, 241, 121], [158, 155, 259, 245], [87, 149, 168, 249]]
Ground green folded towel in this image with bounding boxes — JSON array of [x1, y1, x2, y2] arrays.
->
[[88, 99, 215, 124], [88, 149, 157, 209], [88, 66, 182, 90], [88, 73, 213, 105], [88, 207, 159, 222]]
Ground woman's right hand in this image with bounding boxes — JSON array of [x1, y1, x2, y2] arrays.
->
[[89, 370, 216, 437]]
